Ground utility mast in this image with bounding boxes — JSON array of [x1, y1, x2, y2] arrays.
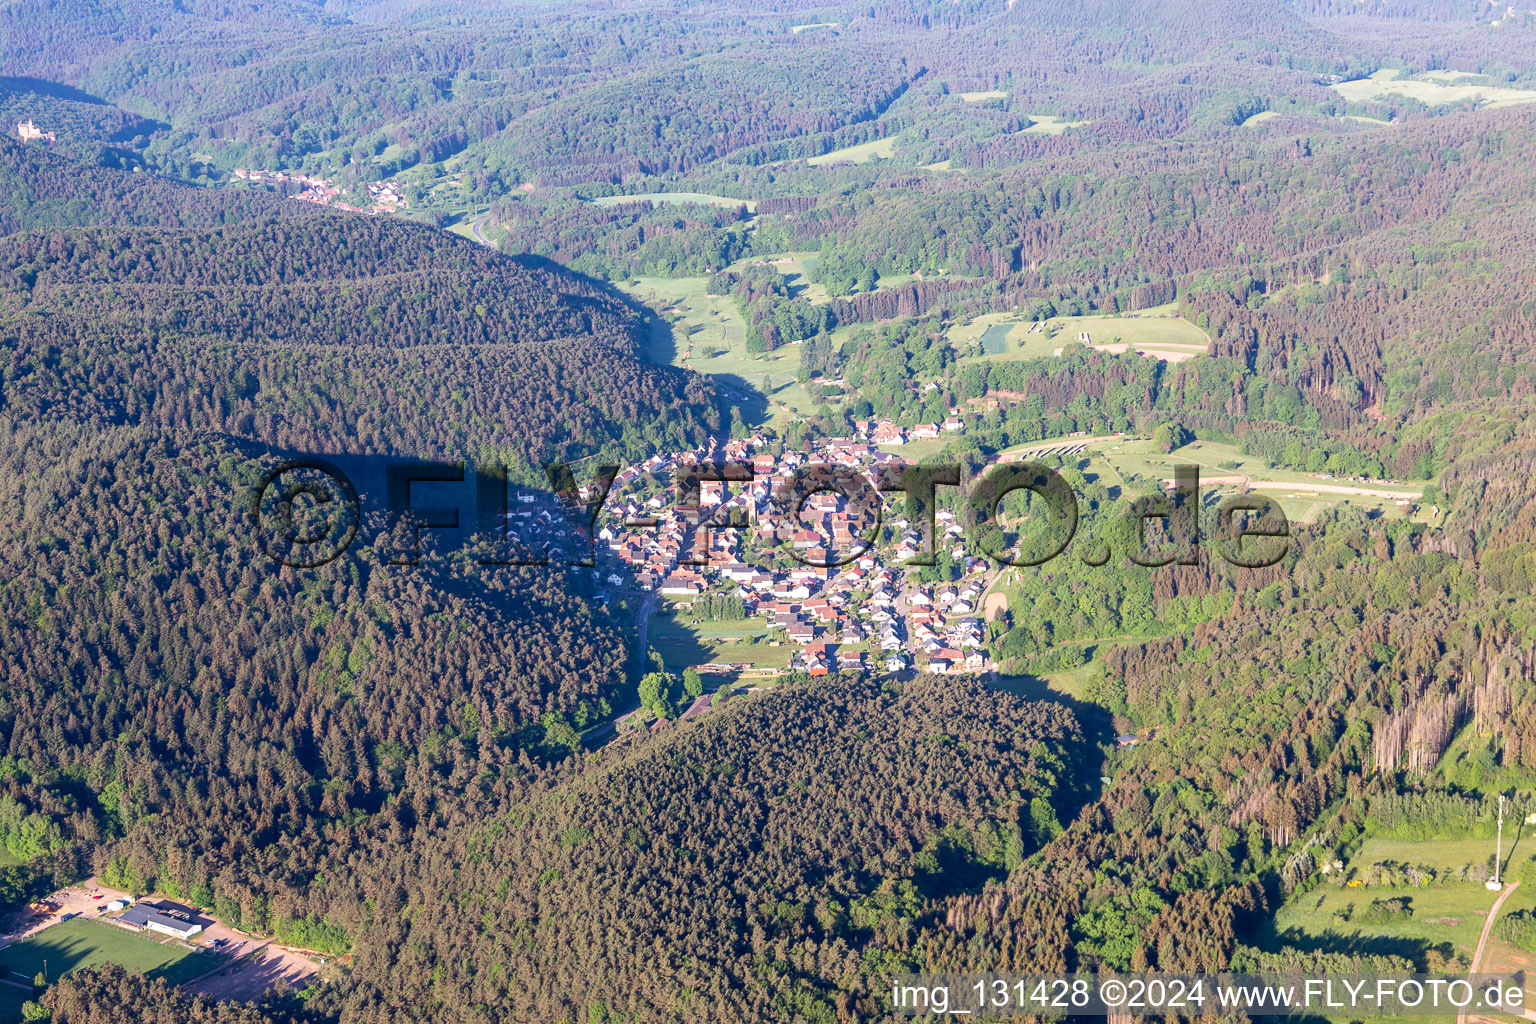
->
[[1487, 795, 1506, 892]]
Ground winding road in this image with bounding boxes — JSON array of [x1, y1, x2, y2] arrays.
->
[[468, 213, 495, 248], [584, 591, 659, 747]]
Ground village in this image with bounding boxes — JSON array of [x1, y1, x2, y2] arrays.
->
[[231, 168, 411, 215], [589, 423, 1002, 681]]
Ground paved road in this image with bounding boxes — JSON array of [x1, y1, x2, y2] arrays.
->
[[1459, 880, 1521, 1024], [468, 213, 496, 248], [585, 591, 659, 747]]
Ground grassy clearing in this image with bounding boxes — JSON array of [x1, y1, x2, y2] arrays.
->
[[591, 192, 757, 212], [986, 435, 1424, 523], [3, 918, 217, 989], [1352, 836, 1526, 876], [1422, 69, 1481, 84], [1242, 110, 1280, 127], [878, 437, 954, 459], [1275, 881, 1528, 967], [958, 89, 1007, 102], [0, 847, 23, 868], [615, 268, 850, 430], [650, 609, 790, 673], [1271, 835, 1536, 985], [789, 21, 838, 33], [1331, 76, 1536, 108], [1022, 115, 1090, 135], [951, 310, 1208, 364], [807, 137, 897, 166]]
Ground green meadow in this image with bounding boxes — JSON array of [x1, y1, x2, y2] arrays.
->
[[807, 137, 897, 165]]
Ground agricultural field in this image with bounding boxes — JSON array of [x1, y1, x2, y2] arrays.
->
[[989, 435, 1426, 524], [590, 192, 757, 212], [1098, 438, 1424, 518], [949, 312, 1061, 361], [1, 918, 218, 991], [807, 136, 897, 165], [951, 308, 1209, 364], [1331, 73, 1536, 109]]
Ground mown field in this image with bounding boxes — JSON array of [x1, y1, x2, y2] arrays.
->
[[1022, 114, 1091, 135], [1269, 834, 1536, 991]]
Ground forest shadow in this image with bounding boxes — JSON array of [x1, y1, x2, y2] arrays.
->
[[0, 76, 110, 105], [712, 373, 771, 427], [603, 284, 679, 366], [1253, 923, 1449, 969], [988, 673, 1114, 824]]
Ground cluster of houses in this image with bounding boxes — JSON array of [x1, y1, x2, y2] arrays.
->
[[855, 411, 965, 447], [232, 168, 409, 214], [595, 435, 997, 677]]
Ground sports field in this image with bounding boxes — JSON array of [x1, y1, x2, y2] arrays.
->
[[2, 918, 218, 989]]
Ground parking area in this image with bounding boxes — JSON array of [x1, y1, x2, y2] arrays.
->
[[184, 938, 320, 1003], [0, 878, 131, 947]]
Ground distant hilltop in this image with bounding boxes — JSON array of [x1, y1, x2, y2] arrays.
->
[[17, 119, 55, 143]]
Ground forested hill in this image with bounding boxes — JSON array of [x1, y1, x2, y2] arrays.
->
[[305, 676, 1087, 1024], [0, 141, 717, 956], [0, 135, 303, 232], [0, 136, 718, 463]]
